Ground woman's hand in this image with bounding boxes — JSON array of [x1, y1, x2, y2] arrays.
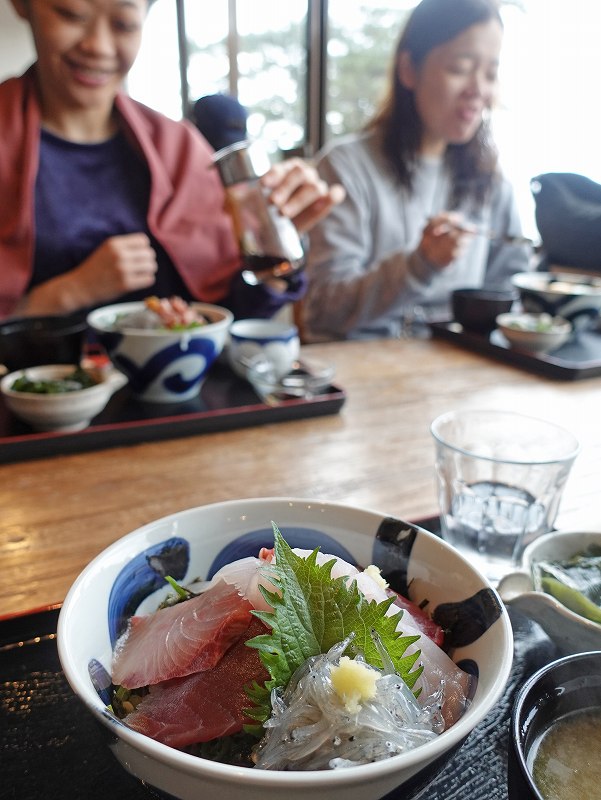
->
[[14, 233, 157, 316], [260, 158, 345, 234], [74, 233, 158, 299], [418, 212, 474, 269]]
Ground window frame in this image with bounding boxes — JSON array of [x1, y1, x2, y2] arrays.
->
[[173, 0, 330, 156]]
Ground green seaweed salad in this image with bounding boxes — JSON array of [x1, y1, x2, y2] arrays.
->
[[11, 367, 98, 394], [533, 544, 601, 624]]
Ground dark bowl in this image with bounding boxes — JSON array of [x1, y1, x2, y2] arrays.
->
[[452, 288, 517, 334], [0, 314, 87, 372], [508, 650, 601, 800]]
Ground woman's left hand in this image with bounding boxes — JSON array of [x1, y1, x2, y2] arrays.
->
[[261, 157, 345, 234]]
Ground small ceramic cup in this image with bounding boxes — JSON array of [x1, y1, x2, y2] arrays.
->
[[228, 319, 300, 381]]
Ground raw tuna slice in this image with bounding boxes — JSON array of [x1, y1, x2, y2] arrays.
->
[[123, 617, 270, 747], [112, 580, 253, 688]]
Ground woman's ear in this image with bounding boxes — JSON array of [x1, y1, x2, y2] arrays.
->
[[398, 51, 417, 90]]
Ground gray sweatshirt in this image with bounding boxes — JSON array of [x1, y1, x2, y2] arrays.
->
[[303, 131, 530, 340]]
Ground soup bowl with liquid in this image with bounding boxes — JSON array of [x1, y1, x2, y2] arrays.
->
[[508, 650, 601, 800]]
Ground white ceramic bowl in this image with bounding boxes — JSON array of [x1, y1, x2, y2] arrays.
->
[[498, 530, 601, 654], [496, 312, 572, 353], [0, 364, 127, 431], [57, 497, 513, 800], [87, 301, 233, 403], [228, 318, 300, 380], [511, 272, 601, 331]]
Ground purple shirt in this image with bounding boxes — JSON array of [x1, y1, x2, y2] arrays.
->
[[32, 128, 305, 317], [32, 129, 192, 303]]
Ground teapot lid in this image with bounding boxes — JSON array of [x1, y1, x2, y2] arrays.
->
[[212, 140, 271, 186]]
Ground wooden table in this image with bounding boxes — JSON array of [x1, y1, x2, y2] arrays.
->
[[2, 337, 600, 617]]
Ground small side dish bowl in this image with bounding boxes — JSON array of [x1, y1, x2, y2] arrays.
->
[[498, 530, 601, 655], [228, 318, 301, 381], [57, 497, 513, 800], [451, 287, 517, 334], [511, 271, 601, 331], [496, 312, 572, 353], [0, 313, 87, 372], [0, 364, 127, 431], [87, 301, 233, 403], [508, 650, 601, 800]]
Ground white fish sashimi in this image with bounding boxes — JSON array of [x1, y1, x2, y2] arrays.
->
[[188, 556, 278, 612], [292, 549, 472, 728]]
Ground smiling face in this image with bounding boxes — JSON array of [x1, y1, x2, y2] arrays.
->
[[399, 19, 503, 157], [12, 0, 147, 135]]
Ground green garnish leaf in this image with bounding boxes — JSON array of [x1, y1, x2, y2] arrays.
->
[[165, 575, 191, 599], [245, 524, 422, 725]]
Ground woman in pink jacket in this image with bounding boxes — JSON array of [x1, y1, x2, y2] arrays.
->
[[0, 0, 343, 320]]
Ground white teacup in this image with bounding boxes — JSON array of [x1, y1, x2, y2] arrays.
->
[[228, 319, 300, 381]]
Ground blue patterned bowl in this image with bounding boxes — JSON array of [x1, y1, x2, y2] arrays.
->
[[57, 498, 513, 800], [87, 301, 233, 403], [228, 318, 300, 380]]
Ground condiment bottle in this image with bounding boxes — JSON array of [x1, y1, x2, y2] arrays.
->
[[212, 140, 305, 285]]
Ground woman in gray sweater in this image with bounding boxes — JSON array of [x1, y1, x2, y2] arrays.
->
[[303, 0, 530, 341]]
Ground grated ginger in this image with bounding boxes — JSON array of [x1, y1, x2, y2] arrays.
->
[[330, 656, 379, 713]]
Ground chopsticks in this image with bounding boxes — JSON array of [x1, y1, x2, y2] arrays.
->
[[470, 228, 537, 248], [428, 218, 538, 248]]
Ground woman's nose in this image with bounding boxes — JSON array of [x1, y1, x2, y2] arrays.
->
[[79, 18, 116, 56], [464, 70, 492, 102]]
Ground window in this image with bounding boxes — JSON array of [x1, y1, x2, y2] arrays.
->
[[324, 1, 410, 139], [130, 0, 309, 154], [127, 1, 601, 238]]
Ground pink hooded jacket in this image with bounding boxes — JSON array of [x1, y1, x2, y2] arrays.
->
[[0, 67, 241, 319]]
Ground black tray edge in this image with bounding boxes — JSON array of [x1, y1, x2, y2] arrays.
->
[[0, 385, 346, 465], [430, 320, 601, 380]]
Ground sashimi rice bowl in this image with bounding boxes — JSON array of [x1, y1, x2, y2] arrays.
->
[[87, 296, 233, 403], [57, 498, 513, 800]]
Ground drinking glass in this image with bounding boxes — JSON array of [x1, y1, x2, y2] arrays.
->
[[431, 409, 579, 583]]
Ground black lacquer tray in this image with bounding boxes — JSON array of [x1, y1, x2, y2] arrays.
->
[[1, 517, 560, 800], [0, 361, 345, 464], [430, 320, 601, 380]]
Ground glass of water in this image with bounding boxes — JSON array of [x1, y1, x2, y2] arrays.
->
[[430, 409, 580, 583]]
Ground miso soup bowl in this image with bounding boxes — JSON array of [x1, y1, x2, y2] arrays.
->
[[508, 650, 601, 800], [87, 301, 233, 403], [0, 313, 87, 372], [57, 497, 513, 800]]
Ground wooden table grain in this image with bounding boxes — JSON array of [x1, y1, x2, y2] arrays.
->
[[1, 336, 600, 617]]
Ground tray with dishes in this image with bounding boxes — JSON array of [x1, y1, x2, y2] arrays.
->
[[0, 300, 345, 464], [0, 359, 346, 464], [430, 320, 601, 380], [1, 514, 560, 800]]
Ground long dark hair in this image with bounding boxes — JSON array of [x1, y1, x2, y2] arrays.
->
[[367, 0, 502, 207]]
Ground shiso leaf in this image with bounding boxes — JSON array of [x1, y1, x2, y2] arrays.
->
[[245, 523, 422, 727]]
